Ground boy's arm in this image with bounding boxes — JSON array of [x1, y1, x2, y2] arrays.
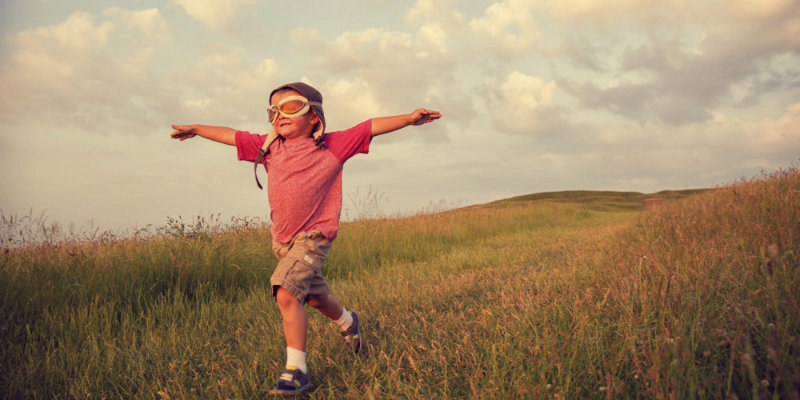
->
[[170, 124, 236, 146], [370, 108, 441, 137]]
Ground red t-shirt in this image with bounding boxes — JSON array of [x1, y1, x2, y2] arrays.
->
[[235, 120, 372, 243]]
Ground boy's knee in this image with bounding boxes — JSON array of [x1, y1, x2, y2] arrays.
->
[[275, 286, 301, 308], [306, 294, 328, 309]]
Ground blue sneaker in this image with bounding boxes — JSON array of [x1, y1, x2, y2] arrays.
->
[[268, 367, 310, 396], [341, 311, 362, 354]]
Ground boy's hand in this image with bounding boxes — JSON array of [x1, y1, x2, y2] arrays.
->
[[409, 108, 441, 126], [170, 124, 197, 141]]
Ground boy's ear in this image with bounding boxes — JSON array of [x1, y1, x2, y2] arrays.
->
[[309, 111, 322, 133]]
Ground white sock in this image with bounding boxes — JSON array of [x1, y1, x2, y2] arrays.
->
[[286, 347, 307, 374], [335, 309, 353, 331]]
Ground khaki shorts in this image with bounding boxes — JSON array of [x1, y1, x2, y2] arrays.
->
[[270, 230, 332, 304]]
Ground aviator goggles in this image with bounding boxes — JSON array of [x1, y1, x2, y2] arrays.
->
[[267, 95, 322, 123]]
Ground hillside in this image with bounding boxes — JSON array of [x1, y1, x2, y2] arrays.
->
[[487, 188, 709, 211], [1, 168, 798, 399]]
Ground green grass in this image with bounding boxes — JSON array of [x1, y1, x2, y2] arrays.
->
[[1, 168, 798, 399]]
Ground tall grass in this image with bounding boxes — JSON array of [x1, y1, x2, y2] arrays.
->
[[1, 168, 798, 399]]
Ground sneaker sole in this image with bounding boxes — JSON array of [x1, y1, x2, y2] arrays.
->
[[268, 382, 310, 396]]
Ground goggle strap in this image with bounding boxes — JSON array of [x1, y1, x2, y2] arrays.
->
[[253, 129, 280, 190], [253, 150, 265, 190]]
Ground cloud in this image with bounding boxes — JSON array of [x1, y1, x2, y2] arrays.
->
[[468, 0, 540, 56], [320, 77, 385, 129], [0, 7, 282, 135], [103, 7, 171, 39], [728, 0, 798, 20], [0, 9, 175, 133], [305, 28, 417, 73], [485, 71, 568, 136], [405, 0, 466, 53], [540, 0, 650, 19], [172, 45, 279, 127], [543, 0, 800, 125], [742, 102, 800, 153], [405, 0, 465, 28], [550, 33, 610, 71], [171, 0, 258, 31], [553, 101, 800, 189], [290, 24, 473, 134], [2, 11, 113, 81]]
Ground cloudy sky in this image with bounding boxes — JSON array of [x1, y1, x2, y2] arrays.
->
[[1, 0, 798, 233]]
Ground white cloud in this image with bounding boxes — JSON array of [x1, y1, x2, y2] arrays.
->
[[469, 0, 540, 55], [321, 78, 384, 129], [728, 0, 797, 20], [3, 11, 113, 81], [327, 28, 416, 70], [742, 102, 800, 151], [405, 0, 465, 29], [103, 7, 171, 39], [0, 9, 177, 133], [544, 0, 800, 126], [405, 0, 466, 53], [416, 23, 448, 53], [292, 26, 461, 120], [485, 71, 566, 135], [1, 12, 114, 116], [502, 71, 556, 109], [470, 0, 530, 36], [172, 45, 279, 127], [172, 0, 258, 31], [536, 0, 690, 27], [541, 100, 800, 191]]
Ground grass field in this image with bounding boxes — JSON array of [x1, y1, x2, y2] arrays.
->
[[1, 167, 798, 399]]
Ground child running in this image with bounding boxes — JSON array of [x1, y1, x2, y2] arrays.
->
[[170, 81, 441, 395]]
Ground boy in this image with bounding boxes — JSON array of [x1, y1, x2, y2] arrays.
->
[[170, 82, 440, 396]]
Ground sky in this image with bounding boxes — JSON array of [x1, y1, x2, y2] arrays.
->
[[1, 0, 799, 234]]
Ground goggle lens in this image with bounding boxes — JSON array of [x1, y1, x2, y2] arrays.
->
[[279, 100, 306, 114], [267, 95, 318, 123]]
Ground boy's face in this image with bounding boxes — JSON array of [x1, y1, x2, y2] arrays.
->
[[270, 90, 320, 140]]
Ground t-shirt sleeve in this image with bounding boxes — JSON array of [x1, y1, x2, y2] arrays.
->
[[323, 120, 373, 163], [235, 130, 267, 162]]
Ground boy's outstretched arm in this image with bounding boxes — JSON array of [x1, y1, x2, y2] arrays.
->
[[370, 108, 441, 137], [170, 124, 236, 146]]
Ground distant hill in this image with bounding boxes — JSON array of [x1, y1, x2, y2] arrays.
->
[[484, 188, 710, 211]]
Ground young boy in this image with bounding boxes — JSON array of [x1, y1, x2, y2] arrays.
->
[[170, 82, 440, 395]]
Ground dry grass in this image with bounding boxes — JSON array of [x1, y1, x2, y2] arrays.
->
[[1, 167, 798, 399]]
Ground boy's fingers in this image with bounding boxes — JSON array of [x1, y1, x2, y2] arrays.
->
[[170, 124, 196, 139], [414, 109, 440, 125]]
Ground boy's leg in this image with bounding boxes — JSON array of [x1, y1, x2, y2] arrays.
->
[[270, 232, 327, 353], [306, 293, 344, 320], [269, 287, 311, 396], [275, 286, 308, 351], [308, 294, 362, 354]]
